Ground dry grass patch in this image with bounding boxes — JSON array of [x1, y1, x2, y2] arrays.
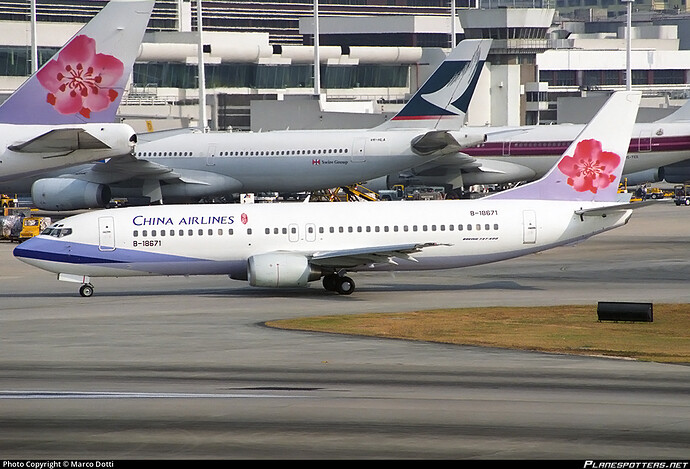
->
[[266, 304, 690, 363]]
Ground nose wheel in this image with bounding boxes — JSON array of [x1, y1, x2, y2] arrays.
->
[[79, 283, 94, 297]]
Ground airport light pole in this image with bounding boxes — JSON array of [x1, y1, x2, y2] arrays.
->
[[30, 0, 37, 74], [451, 0, 456, 47], [622, 0, 634, 91], [313, 0, 321, 97], [196, 0, 207, 132]]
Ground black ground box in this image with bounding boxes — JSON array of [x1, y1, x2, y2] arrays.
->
[[597, 301, 653, 322]]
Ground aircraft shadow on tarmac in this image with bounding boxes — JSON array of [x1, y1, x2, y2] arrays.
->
[[0, 280, 539, 299]]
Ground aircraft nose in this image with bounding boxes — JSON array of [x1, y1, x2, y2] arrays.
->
[[13, 237, 41, 263]]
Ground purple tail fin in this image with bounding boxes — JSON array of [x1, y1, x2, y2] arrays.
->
[[0, 0, 154, 125], [487, 91, 642, 202]]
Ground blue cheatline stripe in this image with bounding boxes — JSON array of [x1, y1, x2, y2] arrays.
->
[[13, 237, 202, 266]]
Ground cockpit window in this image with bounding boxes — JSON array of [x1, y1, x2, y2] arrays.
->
[[41, 227, 72, 238]]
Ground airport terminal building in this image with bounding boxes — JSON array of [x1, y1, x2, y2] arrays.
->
[[1, 0, 689, 132]]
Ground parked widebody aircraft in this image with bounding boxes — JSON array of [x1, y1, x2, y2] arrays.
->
[[11, 39, 492, 211], [364, 96, 690, 192], [0, 0, 154, 182], [15, 91, 649, 297]]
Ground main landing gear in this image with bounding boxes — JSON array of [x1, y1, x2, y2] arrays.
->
[[79, 283, 94, 297], [322, 273, 355, 295]]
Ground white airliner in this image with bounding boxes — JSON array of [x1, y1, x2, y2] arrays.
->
[[0, 0, 154, 182], [15, 91, 648, 297], [16, 39, 492, 210], [366, 98, 690, 192]]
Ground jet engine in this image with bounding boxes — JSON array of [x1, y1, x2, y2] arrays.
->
[[659, 161, 690, 184], [32, 178, 111, 211], [622, 168, 662, 185], [247, 253, 321, 288]]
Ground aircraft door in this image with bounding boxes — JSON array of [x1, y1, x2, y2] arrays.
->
[[206, 144, 217, 166], [522, 210, 537, 244], [502, 140, 512, 156], [637, 129, 652, 152], [305, 223, 316, 242], [288, 223, 299, 242], [98, 216, 115, 251], [352, 138, 366, 162]]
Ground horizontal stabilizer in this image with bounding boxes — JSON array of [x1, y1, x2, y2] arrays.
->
[[575, 199, 669, 217], [136, 127, 201, 143], [655, 99, 690, 123], [9, 128, 110, 153]]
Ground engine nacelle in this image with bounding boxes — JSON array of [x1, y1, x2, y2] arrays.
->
[[622, 168, 662, 185], [659, 161, 690, 184], [32, 178, 111, 211], [248, 253, 320, 288]]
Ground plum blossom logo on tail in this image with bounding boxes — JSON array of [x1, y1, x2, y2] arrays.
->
[[557, 138, 621, 194], [37, 35, 124, 119]]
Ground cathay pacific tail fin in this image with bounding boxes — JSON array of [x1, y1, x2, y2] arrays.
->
[[375, 39, 491, 131], [0, 0, 155, 125], [487, 91, 642, 202]]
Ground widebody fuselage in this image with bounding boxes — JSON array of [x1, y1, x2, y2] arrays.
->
[[472, 121, 690, 175]]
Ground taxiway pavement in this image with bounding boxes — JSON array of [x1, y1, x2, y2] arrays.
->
[[0, 202, 688, 459]]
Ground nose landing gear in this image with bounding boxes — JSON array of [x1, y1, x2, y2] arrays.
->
[[79, 283, 94, 297]]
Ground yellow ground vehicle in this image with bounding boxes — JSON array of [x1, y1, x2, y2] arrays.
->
[[19, 216, 48, 241], [646, 187, 666, 199], [1, 194, 18, 216], [0, 209, 50, 242]]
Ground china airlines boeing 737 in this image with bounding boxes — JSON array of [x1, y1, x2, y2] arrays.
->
[[15, 91, 647, 297], [0, 0, 154, 182]]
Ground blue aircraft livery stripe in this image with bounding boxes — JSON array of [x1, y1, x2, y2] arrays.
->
[[13, 237, 198, 266]]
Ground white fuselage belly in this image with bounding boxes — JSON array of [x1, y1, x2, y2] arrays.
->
[[21, 200, 631, 279]]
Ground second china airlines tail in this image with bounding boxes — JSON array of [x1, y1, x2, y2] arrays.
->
[[0, 0, 155, 125]]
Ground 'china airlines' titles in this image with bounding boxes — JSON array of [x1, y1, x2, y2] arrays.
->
[[132, 215, 237, 226]]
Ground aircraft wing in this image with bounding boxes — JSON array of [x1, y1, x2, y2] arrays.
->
[[395, 154, 539, 188], [9, 128, 113, 153], [71, 154, 185, 185], [404, 151, 479, 176], [308, 242, 448, 269]]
